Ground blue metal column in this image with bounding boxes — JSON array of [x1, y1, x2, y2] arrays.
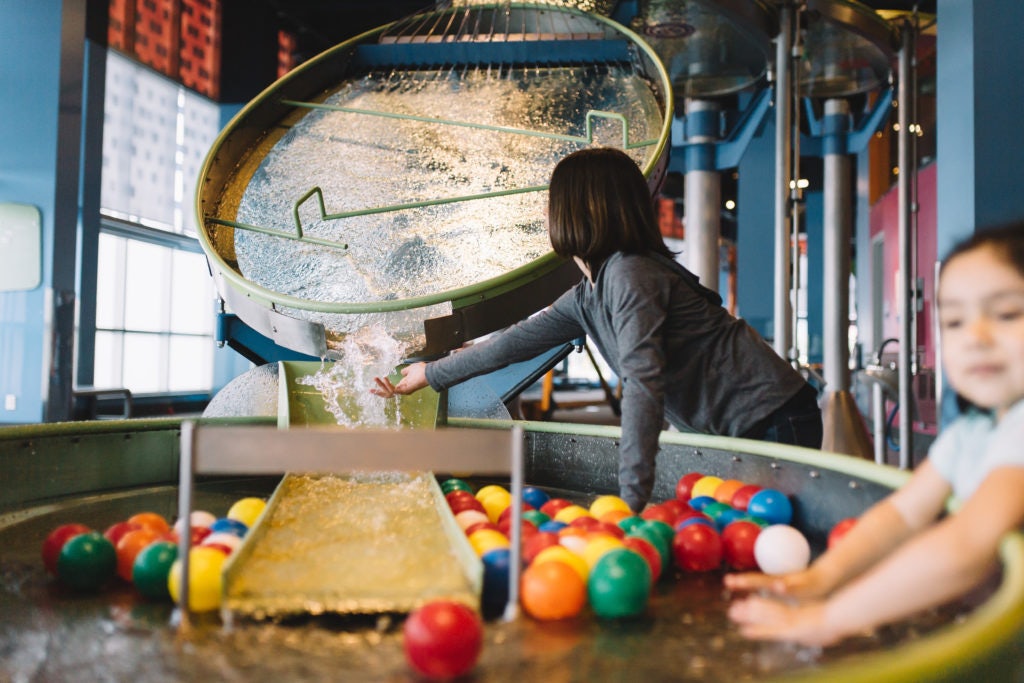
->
[[682, 99, 721, 292]]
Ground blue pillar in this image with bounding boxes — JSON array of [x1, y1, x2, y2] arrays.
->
[[936, 0, 1024, 258], [0, 1, 67, 424], [736, 120, 775, 340]]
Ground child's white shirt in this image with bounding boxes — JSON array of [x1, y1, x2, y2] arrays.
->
[[928, 399, 1024, 502]]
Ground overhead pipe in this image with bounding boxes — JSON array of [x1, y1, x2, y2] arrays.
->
[[773, 2, 795, 360], [897, 18, 915, 469]]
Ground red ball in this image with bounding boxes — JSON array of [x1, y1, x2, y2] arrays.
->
[[103, 521, 141, 548], [42, 523, 92, 575], [447, 493, 486, 515], [721, 520, 761, 570], [497, 502, 534, 527], [567, 515, 601, 531], [539, 498, 573, 518], [497, 518, 538, 539], [523, 531, 560, 564], [464, 521, 500, 537], [403, 600, 483, 678], [640, 504, 678, 526], [622, 535, 663, 582], [675, 472, 705, 501], [828, 517, 858, 549], [593, 521, 626, 539], [672, 523, 723, 572], [730, 484, 763, 512]]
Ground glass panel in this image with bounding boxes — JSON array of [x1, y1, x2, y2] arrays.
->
[[122, 332, 164, 393], [95, 233, 125, 329], [168, 336, 213, 391], [124, 240, 170, 332], [93, 330, 122, 388], [170, 250, 214, 335], [180, 91, 220, 237]]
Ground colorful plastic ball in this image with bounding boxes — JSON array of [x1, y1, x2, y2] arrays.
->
[[173, 510, 217, 536], [480, 491, 512, 524], [730, 484, 763, 512], [481, 548, 511, 615], [640, 504, 677, 526], [828, 517, 858, 549], [42, 523, 92, 575], [227, 497, 266, 528], [690, 476, 724, 501], [627, 525, 671, 572], [523, 531, 561, 564], [754, 524, 811, 575], [521, 486, 550, 511], [589, 495, 632, 519], [454, 509, 491, 531], [57, 531, 116, 591], [598, 509, 635, 526], [553, 505, 592, 525], [208, 517, 248, 538], [672, 524, 723, 572], [537, 520, 567, 534], [522, 510, 551, 528], [622, 535, 662, 582], [127, 512, 170, 535], [746, 489, 794, 526], [167, 546, 227, 612], [593, 521, 625, 539], [539, 498, 573, 518], [617, 515, 646, 535], [464, 521, 500, 537], [520, 559, 586, 621], [721, 520, 761, 571], [713, 507, 745, 531], [700, 501, 733, 522], [200, 531, 243, 554], [132, 540, 178, 600], [115, 528, 162, 581], [588, 548, 651, 619], [467, 529, 510, 557], [403, 600, 483, 678], [497, 502, 534, 527], [674, 515, 715, 531], [440, 478, 472, 494], [446, 491, 485, 515], [689, 495, 717, 512], [713, 479, 747, 504], [675, 472, 705, 501], [637, 519, 675, 551], [532, 546, 589, 583], [103, 521, 141, 548], [581, 536, 625, 570], [475, 484, 508, 502]]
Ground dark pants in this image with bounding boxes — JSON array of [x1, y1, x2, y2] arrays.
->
[[743, 384, 823, 449]]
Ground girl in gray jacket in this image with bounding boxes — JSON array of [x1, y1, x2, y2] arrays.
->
[[373, 147, 821, 512]]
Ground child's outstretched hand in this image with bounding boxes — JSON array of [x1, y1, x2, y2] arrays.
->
[[371, 362, 428, 398], [723, 566, 831, 600], [728, 595, 838, 647]]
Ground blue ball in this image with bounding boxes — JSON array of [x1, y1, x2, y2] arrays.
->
[[481, 548, 511, 614], [209, 517, 249, 538], [521, 486, 550, 511], [746, 489, 793, 526], [689, 495, 717, 512], [714, 507, 745, 530], [537, 520, 568, 534]]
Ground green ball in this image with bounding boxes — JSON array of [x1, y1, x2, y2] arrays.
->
[[132, 540, 178, 600], [701, 501, 733, 520], [617, 516, 645, 535], [741, 515, 771, 528], [440, 478, 473, 494], [522, 510, 551, 527], [588, 548, 651, 619], [57, 531, 116, 591], [639, 519, 675, 548], [627, 526, 671, 571]]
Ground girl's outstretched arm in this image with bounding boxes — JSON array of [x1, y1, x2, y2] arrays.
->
[[371, 362, 428, 398], [730, 464, 1024, 646], [725, 460, 951, 600]]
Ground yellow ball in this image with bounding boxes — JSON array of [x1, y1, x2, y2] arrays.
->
[[167, 546, 227, 612], [480, 490, 512, 523], [227, 497, 266, 528], [589, 495, 631, 519], [553, 504, 592, 525], [533, 545, 589, 583], [467, 528, 509, 556], [582, 536, 625, 570], [690, 476, 724, 501], [474, 485, 508, 502]]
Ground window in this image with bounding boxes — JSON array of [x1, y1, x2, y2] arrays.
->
[[96, 50, 219, 394]]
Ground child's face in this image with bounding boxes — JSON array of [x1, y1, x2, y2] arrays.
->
[[938, 245, 1024, 419]]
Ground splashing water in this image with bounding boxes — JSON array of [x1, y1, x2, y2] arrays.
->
[[296, 325, 408, 427]]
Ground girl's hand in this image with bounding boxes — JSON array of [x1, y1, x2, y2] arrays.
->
[[371, 362, 429, 398], [728, 595, 840, 647], [723, 567, 831, 600]]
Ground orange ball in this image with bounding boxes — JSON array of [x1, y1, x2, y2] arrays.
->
[[713, 479, 747, 504], [127, 512, 170, 535], [520, 560, 586, 620], [115, 528, 161, 581], [598, 509, 634, 525]]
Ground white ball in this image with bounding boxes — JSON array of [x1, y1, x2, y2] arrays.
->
[[454, 509, 490, 531], [754, 524, 811, 575], [173, 510, 217, 535]]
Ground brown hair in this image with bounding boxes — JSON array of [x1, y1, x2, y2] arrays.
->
[[940, 223, 1024, 279], [547, 147, 675, 277]]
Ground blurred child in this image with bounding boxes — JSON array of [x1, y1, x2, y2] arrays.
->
[[727, 224, 1024, 646], [372, 147, 820, 513]]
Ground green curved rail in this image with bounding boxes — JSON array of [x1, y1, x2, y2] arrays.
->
[[194, 3, 673, 316]]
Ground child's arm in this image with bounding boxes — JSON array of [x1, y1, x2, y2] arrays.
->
[[725, 460, 951, 599], [730, 464, 1024, 646]]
